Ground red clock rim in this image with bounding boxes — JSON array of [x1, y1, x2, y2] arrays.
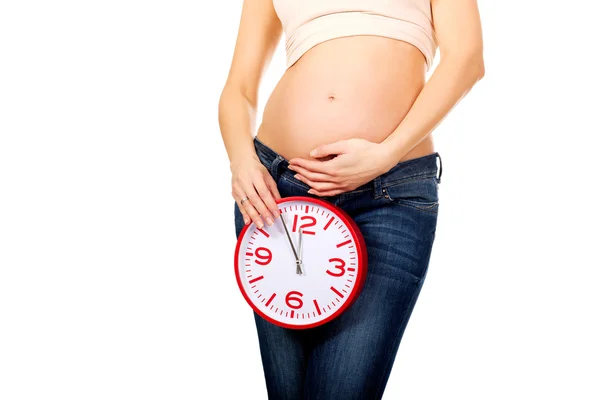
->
[[234, 196, 368, 330]]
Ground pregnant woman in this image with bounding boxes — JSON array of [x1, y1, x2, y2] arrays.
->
[[219, 0, 484, 398]]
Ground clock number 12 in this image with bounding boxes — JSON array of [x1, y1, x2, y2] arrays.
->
[[292, 215, 316, 235]]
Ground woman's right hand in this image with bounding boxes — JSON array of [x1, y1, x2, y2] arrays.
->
[[231, 154, 281, 229]]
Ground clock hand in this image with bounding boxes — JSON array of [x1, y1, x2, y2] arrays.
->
[[280, 213, 303, 275], [297, 228, 304, 275]]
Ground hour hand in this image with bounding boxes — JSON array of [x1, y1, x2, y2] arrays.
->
[[296, 228, 304, 275]]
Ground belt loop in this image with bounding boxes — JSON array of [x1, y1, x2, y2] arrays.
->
[[270, 155, 284, 180], [436, 153, 443, 183], [373, 176, 383, 198]]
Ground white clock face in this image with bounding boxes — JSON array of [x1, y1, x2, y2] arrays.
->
[[235, 197, 366, 329]]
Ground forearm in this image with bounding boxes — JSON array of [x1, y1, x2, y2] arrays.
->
[[381, 53, 485, 168], [218, 85, 260, 169]]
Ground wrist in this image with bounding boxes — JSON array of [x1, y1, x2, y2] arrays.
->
[[380, 130, 415, 170], [378, 141, 402, 173], [229, 152, 260, 172]]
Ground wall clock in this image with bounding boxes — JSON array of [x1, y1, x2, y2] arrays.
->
[[234, 196, 368, 329]]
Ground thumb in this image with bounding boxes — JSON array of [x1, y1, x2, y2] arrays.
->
[[310, 140, 348, 158]]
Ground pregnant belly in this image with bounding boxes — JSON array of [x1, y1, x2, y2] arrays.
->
[[256, 35, 434, 162]]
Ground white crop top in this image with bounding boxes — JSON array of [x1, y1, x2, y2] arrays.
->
[[272, 0, 437, 70]]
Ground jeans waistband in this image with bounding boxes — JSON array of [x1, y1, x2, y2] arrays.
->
[[253, 136, 442, 197]]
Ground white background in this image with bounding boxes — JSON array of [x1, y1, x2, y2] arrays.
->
[[1, 1, 599, 399]]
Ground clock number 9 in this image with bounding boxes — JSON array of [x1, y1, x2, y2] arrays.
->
[[326, 257, 346, 277], [285, 291, 304, 309], [254, 247, 272, 266], [293, 215, 316, 235]]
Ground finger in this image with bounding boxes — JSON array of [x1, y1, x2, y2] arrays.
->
[[243, 181, 275, 226], [254, 178, 279, 224], [265, 180, 281, 218], [288, 164, 333, 182], [236, 199, 251, 225], [233, 187, 252, 225], [265, 172, 281, 203], [288, 157, 336, 175], [242, 194, 265, 229], [239, 186, 266, 229], [294, 174, 344, 192], [309, 140, 349, 158]]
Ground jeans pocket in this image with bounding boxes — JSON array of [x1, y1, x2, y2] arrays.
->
[[382, 176, 439, 214]]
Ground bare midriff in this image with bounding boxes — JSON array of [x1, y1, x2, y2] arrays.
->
[[256, 35, 435, 163]]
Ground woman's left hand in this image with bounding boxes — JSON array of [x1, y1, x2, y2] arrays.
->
[[288, 138, 395, 197]]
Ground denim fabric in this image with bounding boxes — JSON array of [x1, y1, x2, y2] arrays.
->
[[234, 136, 441, 400]]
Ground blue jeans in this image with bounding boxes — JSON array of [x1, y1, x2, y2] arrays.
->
[[234, 137, 442, 399]]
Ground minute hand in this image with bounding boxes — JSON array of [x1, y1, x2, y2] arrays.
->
[[280, 214, 304, 275], [297, 228, 304, 274]]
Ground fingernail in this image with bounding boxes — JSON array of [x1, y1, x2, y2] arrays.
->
[[266, 217, 274, 226], [308, 190, 314, 194], [310, 150, 317, 157], [294, 174, 299, 179], [257, 222, 264, 229], [244, 217, 249, 224], [288, 165, 295, 170]]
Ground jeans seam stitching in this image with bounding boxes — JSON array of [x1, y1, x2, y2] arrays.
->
[[382, 173, 438, 188], [384, 197, 439, 214], [280, 175, 310, 191], [339, 187, 372, 198], [396, 201, 439, 214]]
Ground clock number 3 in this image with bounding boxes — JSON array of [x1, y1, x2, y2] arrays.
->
[[292, 215, 316, 235], [285, 291, 304, 309], [326, 257, 346, 277], [254, 247, 272, 266]]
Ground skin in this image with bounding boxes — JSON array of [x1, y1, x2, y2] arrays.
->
[[219, 0, 283, 229], [218, 0, 485, 228]]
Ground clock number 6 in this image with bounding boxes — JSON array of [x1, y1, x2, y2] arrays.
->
[[292, 215, 316, 235], [285, 291, 304, 309], [326, 257, 346, 277], [254, 247, 272, 266]]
